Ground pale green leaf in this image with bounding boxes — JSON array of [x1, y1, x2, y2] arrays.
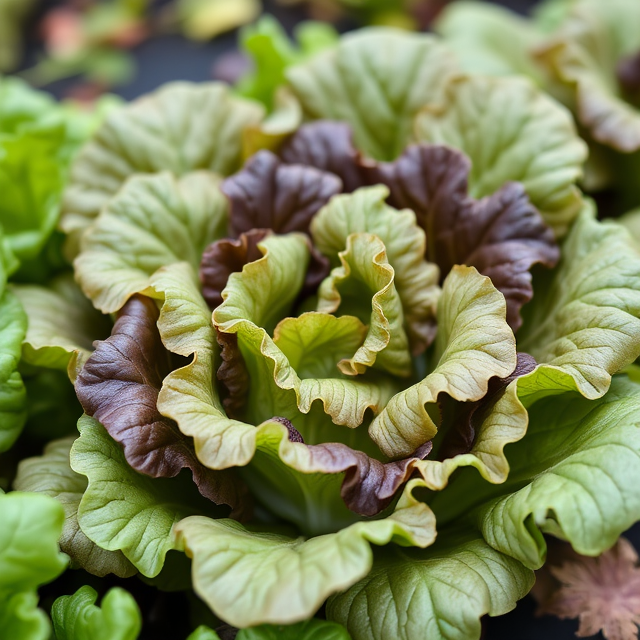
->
[[286, 28, 458, 160], [317, 233, 411, 377], [517, 204, 640, 405], [61, 82, 264, 252], [13, 274, 110, 382], [70, 415, 217, 577], [327, 533, 533, 640], [75, 171, 227, 313], [311, 186, 439, 355], [369, 266, 516, 458], [435, 1, 545, 82], [14, 437, 136, 579], [536, 0, 640, 152], [175, 479, 435, 627], [476, 375, 640, 568]]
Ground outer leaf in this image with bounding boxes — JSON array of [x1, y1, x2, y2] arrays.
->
[[175, 479, 435, 628], [0, 289, 27, 452], [70, 415, 219, 578], [317, 233, 411, 377], [286, 28, 458, 160], [0, 492, 67, 640], [52, 586, 141, 640], [61, 82, 264, 250], [537, 0, 640, 152], [0, 592, 50, 640], [435, 1, 544, 81], [474, 375, 640, 569], [13, 274, 110, 382], [14, 437, 136, 579], [311, 186, 439, 354], [0, 126, 65, 261], [369, 266, 517, 458], [0, 492, 67, 594], [238, 619, 352, 640], [517, 204, 640, 405], [415, 75, 587, 237], [327, 533, 534, 640], [75, 171, 228, 313]]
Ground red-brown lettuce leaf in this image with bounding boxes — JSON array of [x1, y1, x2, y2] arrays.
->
[[222, 149, 342, 238], [75, 294, 248, 516], [364, 145, 560, 331], [279, 121, 364, 192]]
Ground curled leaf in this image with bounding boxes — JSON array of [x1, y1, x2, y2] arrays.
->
[[311, 186, 439, 355], [370, 265, 517, 458]]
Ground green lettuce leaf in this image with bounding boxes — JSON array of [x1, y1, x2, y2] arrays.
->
[[70, 415, 222, 578], [517, 203, 640, 405], [0, 492, 68, 640], [175, 479, 434, 628], [311, 186, 439, 355], [414, 75, 587, 237], [473, 375, 640, 569], [213, 233, 398, 429], [537, 0, 640, 152], [237, 15, 339, 109], [52, 585, 141, 640], [13, 274, 110, 382], [187, 619, 352, 640], [286, 28, 458, 160], [61, 82, 264, 252], [0, 126, 65, 262], [0, 76, 55, 136], [317, 233, 411, 377], [326, 532, 533, 640], [369, 266, 517, 458], [75, 171, 227, 313], [435, 1, 545, 82], [0, 289, 27, 452], [238, 619, 352, 640], [14, 437, 136, 578]]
